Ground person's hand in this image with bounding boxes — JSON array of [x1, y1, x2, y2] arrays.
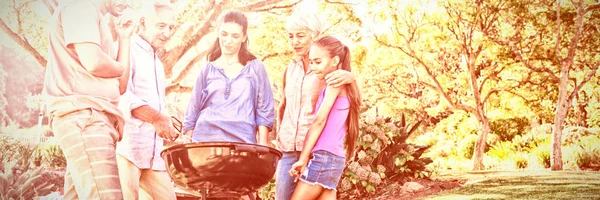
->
[[115, 8, 138, 39], [325, 69, 355, 88], [288, 159, 308, 182], [152, 115, 179, 141]]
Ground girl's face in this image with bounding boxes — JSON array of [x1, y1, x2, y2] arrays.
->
[[309, 45, 339, 80], [287, 29, 314, 57], [218, 22, 247, 56]]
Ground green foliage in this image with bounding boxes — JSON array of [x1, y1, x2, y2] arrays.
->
[[339, 113, 432, 198], [530, 143, 551, 168], [487, 141, 514, 160], [31, 138, 66, 170], [574, 136, 600, 170], [511, 153, 529, 169], [458, 134, 478, 159], [0, 136, 35, 171], [257, 178, 275, 200], [0, 160, 54, 200], [0, 47, 45, 127], [490, 117, 531, 141]]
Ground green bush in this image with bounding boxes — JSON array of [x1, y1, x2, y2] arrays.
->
[[257, 178, 275, 200], [530, 144, 551, 168], [511, 153, 529, 169], [0, 160, 54, 199], [529, 134, 551, 168], [339, 113, 432, 199], [458, 134, 478, 159], [31, 138, 66, 170], [0, 136, 35, 171], [490, 117, 531, 141], [487, 141, 514, 160], [574, 136, 600, 170]]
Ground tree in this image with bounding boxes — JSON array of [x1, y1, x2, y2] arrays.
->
[[0, 0, 303, 95], [372, 0, 535, 170], [485, 0, 600, 170], [0, 46, 45, 127]]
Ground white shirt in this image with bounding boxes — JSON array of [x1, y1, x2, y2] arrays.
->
[[116, 35, 167, 170]]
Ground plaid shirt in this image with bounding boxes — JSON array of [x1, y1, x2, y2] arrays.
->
[[277, 58, 326, 152]]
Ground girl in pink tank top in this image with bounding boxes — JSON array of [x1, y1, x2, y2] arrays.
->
[[287, 36, 361, 200]]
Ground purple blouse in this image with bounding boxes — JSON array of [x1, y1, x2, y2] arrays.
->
[[183, 59, 275, 144]]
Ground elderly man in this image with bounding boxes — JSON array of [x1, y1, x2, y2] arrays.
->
[[42, 0, 136, 199], [115, 1, 179, 199]]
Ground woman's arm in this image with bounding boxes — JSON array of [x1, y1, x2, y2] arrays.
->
[[255, 61, 275, 145]]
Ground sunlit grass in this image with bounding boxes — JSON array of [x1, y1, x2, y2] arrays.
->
[[422, 171, 600, 200]]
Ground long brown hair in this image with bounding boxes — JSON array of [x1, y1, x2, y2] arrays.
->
[[207, 10, 256, 65], [313, 36, 361, 158]]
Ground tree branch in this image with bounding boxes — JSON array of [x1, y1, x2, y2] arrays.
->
[[568, 62, 600, 104], [478, 65, 505, 95], [0, 18, 46, 67], [168, 49, 209, 86], [160, 0, 225, 74], [252, 0, 302, 12], [236, 0, 286, 12], [261, 51, 293, 62], [584, 3, 600, 13], [41, 0, 56, 14], [166, 83, 193, 95], [508, 41, 560, 82], [483, 88, 533, 104]]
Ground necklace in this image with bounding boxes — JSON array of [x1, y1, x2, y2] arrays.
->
[[226, 57, 237, 65]]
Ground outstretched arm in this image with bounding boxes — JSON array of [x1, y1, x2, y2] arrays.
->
[[289, 85, 342, 181]]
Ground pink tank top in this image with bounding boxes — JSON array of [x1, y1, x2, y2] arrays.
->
[[311, 88, 350, 157]]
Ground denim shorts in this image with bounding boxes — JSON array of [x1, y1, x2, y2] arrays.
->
[[299, 150, 346, 191]]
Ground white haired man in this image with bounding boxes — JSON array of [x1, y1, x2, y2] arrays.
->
[[115, 1, 179, 199]]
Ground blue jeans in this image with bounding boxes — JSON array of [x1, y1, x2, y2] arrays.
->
[[299, 150, 345, 190], [275, 151, 301, 200]]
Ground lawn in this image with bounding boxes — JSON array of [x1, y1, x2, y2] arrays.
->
[[419, 170, 600, 200]]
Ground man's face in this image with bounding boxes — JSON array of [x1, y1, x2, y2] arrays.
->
[[107, 0, 132, 17], [141, 7, 177, 50]]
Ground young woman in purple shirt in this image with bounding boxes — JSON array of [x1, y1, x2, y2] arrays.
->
[[288, 36, 361, 200], [182, 10, 274, 146]]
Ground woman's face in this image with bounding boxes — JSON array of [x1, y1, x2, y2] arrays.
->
[[309, 45, 338, 80], [287, 29, 314, 57], [218, 22, 247, 56]]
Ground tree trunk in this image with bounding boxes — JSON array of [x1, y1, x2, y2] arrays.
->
[[551, 64, 571, 170], [472, 114, 490, 170]]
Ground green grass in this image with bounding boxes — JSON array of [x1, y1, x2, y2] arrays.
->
[[421, 170, 600, 200]]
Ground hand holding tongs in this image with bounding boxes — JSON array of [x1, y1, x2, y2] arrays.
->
[[170, 116, 198, 143]]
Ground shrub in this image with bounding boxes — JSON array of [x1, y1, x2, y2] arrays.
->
[[31, 138, 66, 170], [489, 117, 531, 141], [0, 136, 36, 171], [0, 160, 54, 199], [574, 136, 600, 170], [529, 138, 551, 168], [487, 141, 514, 160], [458, 134, 478, 159], [339, 113, 432, 198], [511, 152, 528, 169], [257, 178, 275, 200]]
